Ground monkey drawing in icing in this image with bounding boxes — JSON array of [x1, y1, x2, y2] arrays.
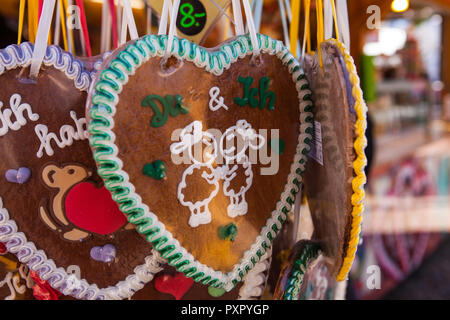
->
[[39, 164, 92, 241], [39, 163, 131, 241]]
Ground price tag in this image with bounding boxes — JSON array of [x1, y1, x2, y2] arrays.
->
[[176, 0, 207, 36], [150, 0, 231, 44], [308, 121, 324, 166]]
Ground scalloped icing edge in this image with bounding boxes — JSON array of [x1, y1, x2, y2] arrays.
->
[[0, 42, 166, 300], [88, 33, 314, 291], [283, 243, 320, 300], [327, 39, 368, 282], [238, 247, 272, 299]]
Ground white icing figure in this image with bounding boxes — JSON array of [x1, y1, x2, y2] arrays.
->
[[0, 93, 39, 136], [35, 111, 88, 158], [208, 87, 228, 112], [170, 121, 220, 227], [220, 120, 265, 217], [171, 120, 265, 227]]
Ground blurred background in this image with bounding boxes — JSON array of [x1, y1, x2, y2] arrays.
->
[[0, 0, 449, 299]]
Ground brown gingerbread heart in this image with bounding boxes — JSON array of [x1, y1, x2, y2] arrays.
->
[[302, 40, 367, 281], [87, 34, 314, 290], [0, 43, 162, 299]]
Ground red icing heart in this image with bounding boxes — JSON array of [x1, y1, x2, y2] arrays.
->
[[65, 182, 127, 235], [154, 272, 194, 300], [0, 242, 6, 254]]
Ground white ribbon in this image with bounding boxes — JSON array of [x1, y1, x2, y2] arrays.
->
[[232, 0, 245, 35], [165, 0, 181, 58], [324, 0, 333, 40], [336, 0, 350, 50], [30, 0, 57, 78], [120, 0, 139, 45], [241, 0, 260, 55]]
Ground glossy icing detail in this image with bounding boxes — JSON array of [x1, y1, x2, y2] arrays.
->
[[142, 94, 189, 128], [0, 43, 166, 300], [35, 111, 88, 158], [283, 243, 320, 300], [234, 76, 276, 110], [143, 160, 167, 180], [208, 86, 228, 111], [90, 244, 116, 263], [171, 120, 265, 227], [218, 223, 238, 241], [0, 93, 39, 137], [5, 167, 31, 184], [154, 272, 194, 300], [88, 33, 314, 290]]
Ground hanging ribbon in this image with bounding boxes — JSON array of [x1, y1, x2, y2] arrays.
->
[[28, 0, 38, 43], [330, 0, 340, 41], [122, 0, 139, 40], [165, 0, 180, 58], [241, 0, 260, 55], [289, 0, 300, 57], [58, 0, 68, 51], [146, 1, 152, 35], [315, 0, 324, 69], [253, 0, 263, 33], [64, 0, 75, 54], [38, 0, 43, 20], [158, 0, 172, 35], [17, 0, 26, 44], [302, 0, 311, 59], [109, 0, 118, 48], [30, 0, 57, 78], [278, 0, 290, 50], [324, 0, 339, 41], [75, 0, 92, 57], [232, 0, 244, 36], [336, 0, 350, 50]]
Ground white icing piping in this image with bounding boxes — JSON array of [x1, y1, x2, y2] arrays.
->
[[89, 34, 313, 290], [238, 247, 272, 300], [0, 93, 39, 137], [0, 197, 165, 300], [171, 119, 265, 227], [0, 43, 166, 300]]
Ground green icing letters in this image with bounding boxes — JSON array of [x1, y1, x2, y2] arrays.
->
[[141, 94, 189, 127], [234, 76, 276, 110]]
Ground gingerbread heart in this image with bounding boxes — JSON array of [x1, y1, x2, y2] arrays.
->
[[0, 43, 162, 299], [87, 34, 313, 290], [154, 272, 194, 300], [302, 40, 367, 281], [273, 240, 321, 300]]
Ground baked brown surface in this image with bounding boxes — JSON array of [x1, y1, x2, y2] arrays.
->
[[302, 42, 357, 277], [0, 253, 35, 300], [88, 44, 303, 272], [0, 66, 153, 289]]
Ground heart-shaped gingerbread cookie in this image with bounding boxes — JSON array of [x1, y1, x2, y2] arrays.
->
[[87, 34, 313, 290], [0, 43, 164, 299], [302, 40, 367, 281]]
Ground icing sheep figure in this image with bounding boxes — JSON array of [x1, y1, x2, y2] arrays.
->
[[170, 121, 220, 228], [220, 120, 265, 217]]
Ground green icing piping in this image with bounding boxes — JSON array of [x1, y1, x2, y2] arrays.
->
[[88, 33, 314, 291], [283, 243, 321, 300]]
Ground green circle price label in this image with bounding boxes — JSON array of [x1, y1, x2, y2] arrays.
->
[[176, 0, 207, 36]]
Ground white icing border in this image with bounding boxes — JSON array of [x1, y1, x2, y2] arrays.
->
[[0, 43, 165, 300], [238, 247, 272, 300], [88, 34, 314, 290]]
